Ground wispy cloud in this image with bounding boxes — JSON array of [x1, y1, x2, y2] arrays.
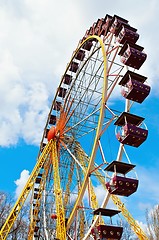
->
[[14, 169, 30, 199]]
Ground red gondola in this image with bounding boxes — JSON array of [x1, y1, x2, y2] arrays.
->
[[105, 161, 138, 197], [69, 61, 79, 73], [82, 40, 93, 51], [74, 49, 85, 61], [63, 74, 72, 85], [91, 208, 123, 240], [49, 115, 56, 125], [116, 24, 139, 44], [93, 18, 104, 36], [100, 14, 112, 36], [119, 70, 150, 103], [58, 87, 67, 98], [53, 101, 61, 111], [109, 15, 128, 36], [34, 226, 39, 232], [114, 112, 148, 147], [40, 142, 46, 151], [119, 42, 147, 69], [35, 173, 43, 184]]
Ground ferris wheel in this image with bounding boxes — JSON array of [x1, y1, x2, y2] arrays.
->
[[0, 14, 150, 240]]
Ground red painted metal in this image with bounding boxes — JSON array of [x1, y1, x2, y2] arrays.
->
[[49, 115, 56, 125], [69, 61, 79, 73], [116, 123, 148, 147], [114, 112, 148, 147], [91, 207, 123, 239], [116, 24, 139, 44], [53, 101, 61, 111], [106, 176, 138, 197], [74, 49, 85, 61], [47, 126, 57, 141], [82, 40, 93, 51], [63, 74, 72, 85], [105, 161, 138, 197], [119, 42, 147, 70], [58, 87, 67, 98], [91, 225, 123, 239], [51, 214, 57, 220], [109, 15, 128, 36], [119, 70, 150, 103]]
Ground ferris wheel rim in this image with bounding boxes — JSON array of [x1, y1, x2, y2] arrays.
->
[[66, 35, 108, 229]]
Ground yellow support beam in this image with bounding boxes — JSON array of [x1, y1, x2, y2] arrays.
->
[[63, 159, 74, 208], [51, 140, 66, 240], [28, 156, 51, 239], [111, 195, 148, 240], [79, 210, 85, 240], [75, 143, 104, 225], [0, 140, 53, 240]]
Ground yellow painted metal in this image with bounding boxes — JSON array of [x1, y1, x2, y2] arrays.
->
[[75, 142, 104, 225], [28, 156, 51, 239], [111, 195, 148, 240], [63, 159, 74, 208], [89, 180, 99, 210], [89, 181, 105, 225], [0, 140, 53, 240], [79, 210, 85, 240], [51, 140, 66, 240], [67, 34, 108, 230], [75, 161, 86, 240]]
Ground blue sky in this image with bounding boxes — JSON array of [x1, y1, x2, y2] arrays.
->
[[0, 0, 159, 231]]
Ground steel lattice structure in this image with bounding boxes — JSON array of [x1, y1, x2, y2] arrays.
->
[[0, 14, 150, 240]]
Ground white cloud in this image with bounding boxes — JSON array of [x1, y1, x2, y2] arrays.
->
[[94, 184, 107, 206], [14, 169, 30, 199], [0, 0, 84, 147]]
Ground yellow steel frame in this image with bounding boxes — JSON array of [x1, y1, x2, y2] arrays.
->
[[75, 156, 86, 240], [111, 195, 148, 240], [63, 158, 74, 208], [0, 140, 53, 240], [75, 142, 104, 225], [0, 32, 149, 240], [79, 210, 85, 239], [51, 140, 66, 240], [28, 154, 51, 239]]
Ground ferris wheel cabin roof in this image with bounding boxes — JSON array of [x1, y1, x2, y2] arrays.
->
[[116, 23, 138, 36], [119, 70, 147, 85], [114, 112, 145, 126], [118, 41, 144, 56], [104, 160, 136, 174], [103, 14, 113, 23], [109, 14, 128, 28], [93, 208, 121, 217]]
